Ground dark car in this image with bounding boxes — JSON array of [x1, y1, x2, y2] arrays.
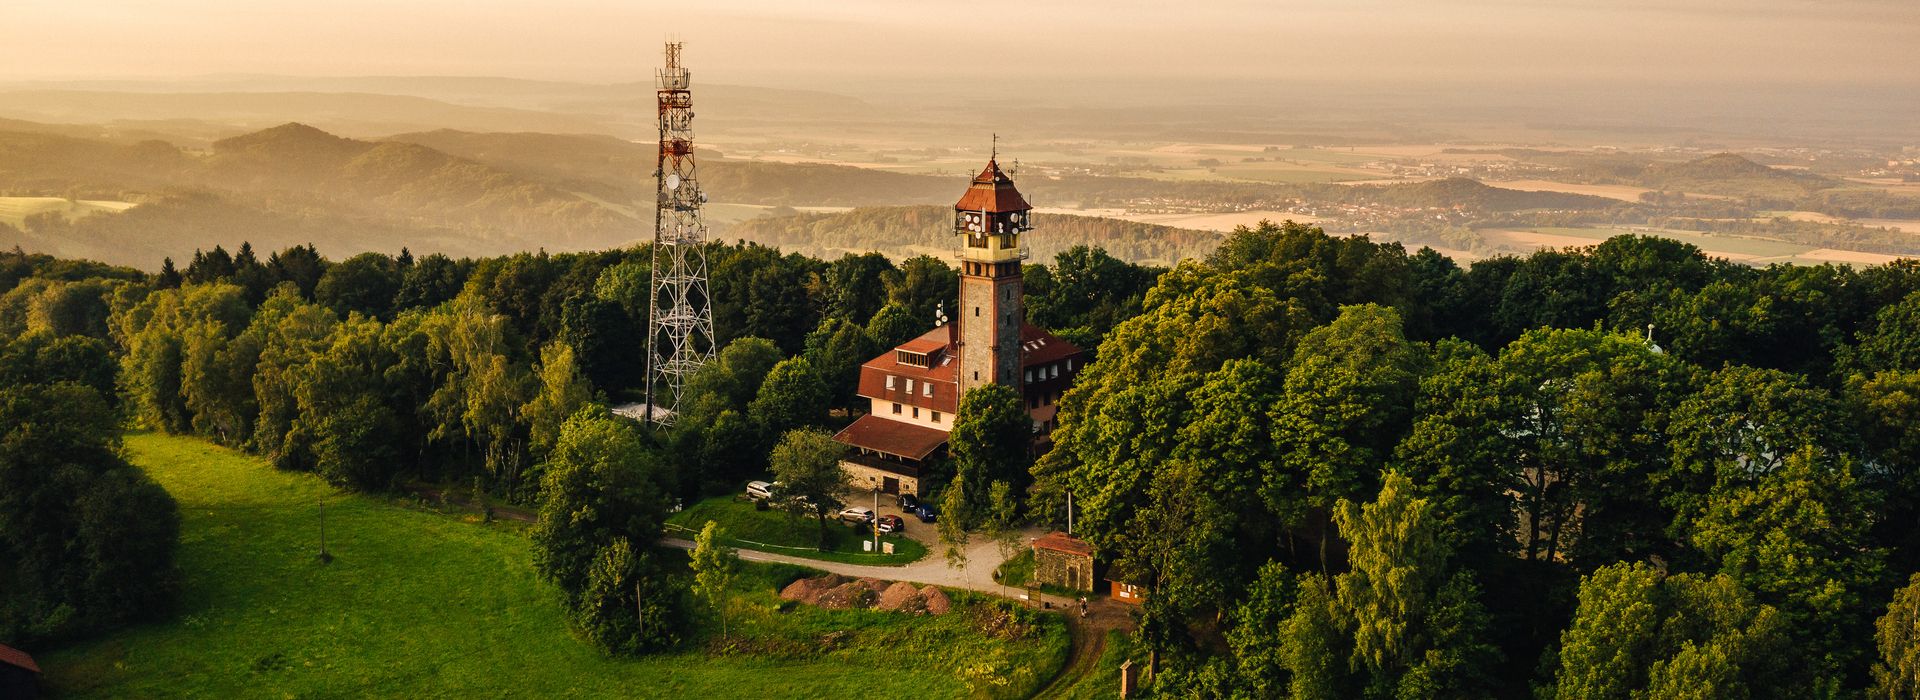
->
[[913, 503, 938, 523], [875, 514, 905, 534], [896, 493, 920, 511]]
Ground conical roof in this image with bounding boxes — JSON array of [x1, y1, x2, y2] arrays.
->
[[953, 159, 1031, 213]]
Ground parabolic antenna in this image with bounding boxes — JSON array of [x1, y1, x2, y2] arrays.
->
[[665, 173, 682, 190]]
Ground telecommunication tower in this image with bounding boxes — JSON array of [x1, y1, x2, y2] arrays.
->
[[643, 41, 714, 425]]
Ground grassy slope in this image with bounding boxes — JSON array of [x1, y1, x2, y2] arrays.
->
[[667, 496, 929, 566], [40, 432, 1063, 698]]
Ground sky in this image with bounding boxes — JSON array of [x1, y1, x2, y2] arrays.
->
[[5, 0, 1917, 89]]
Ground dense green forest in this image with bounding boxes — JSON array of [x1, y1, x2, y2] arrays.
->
[[9, 219, 1920, 696]]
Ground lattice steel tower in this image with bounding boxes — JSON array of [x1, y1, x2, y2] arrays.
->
[[643, 41, 714, 425]]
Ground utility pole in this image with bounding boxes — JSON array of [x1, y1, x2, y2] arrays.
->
[[317, 499, 332, 564], [873, 489, 880, 554], [1067, 490, 1073, 535]]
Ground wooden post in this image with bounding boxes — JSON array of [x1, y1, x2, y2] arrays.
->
[[1120, 659, 1136, 698]]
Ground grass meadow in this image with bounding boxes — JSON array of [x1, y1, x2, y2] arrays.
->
[[39, 432, 1064, 698], [667, 495, 930, 566]]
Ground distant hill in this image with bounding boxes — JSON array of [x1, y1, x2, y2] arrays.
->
[[726, 205, 1220, 265], [1635, 153, 1838, 198], [0, 123, 643, 267], [385, 129, 959, 207], [1340, 178, 1623, 211]]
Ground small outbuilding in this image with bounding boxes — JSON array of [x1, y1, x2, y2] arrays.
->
[[1108, 578, 1148, 605], [0, 643, 42, 699], [1031, 531, 1095, 592]]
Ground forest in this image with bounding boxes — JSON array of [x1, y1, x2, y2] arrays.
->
[[5, 219, 1920, 697]]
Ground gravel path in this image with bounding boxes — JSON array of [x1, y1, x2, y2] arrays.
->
[[661, 525, 1042, 596]]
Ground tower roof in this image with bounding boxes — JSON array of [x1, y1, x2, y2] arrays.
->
[[954, 159, 1031, 213]]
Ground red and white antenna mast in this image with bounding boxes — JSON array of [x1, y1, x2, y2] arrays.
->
[[643, 41, 715, 425]]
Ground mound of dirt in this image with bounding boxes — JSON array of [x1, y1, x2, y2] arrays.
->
[[779, 574, 952, 615], [920, 585, 952, 615], [779, 573, 852, 604], [877, 581, 923, 612], [816, 581, 879, 610]]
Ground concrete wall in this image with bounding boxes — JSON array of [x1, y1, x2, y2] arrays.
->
[[840, 459, 921, 496]]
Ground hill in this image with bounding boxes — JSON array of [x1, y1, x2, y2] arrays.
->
[[0, 124, 642, 266], [726, 205, 1221, 265], [386, 129, 959, 207], [1340, 177, 1623, 211], [38, 432, 1065, 698], [1636, 153, 1838, 198]]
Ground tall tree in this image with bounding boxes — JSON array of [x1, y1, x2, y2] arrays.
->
[[1872, 573, 1920, 699], [946, 383, 1031, 527], [531, 406, 672, 607], [688, 520, 740, 640], [748, 357, 829, 437], [523, 341, 596, 463], [767, 427, 851, 551]]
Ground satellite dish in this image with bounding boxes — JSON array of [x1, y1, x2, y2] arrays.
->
[[665, 173, 682, 191]]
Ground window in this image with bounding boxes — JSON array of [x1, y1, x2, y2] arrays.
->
[[932, 411, 942, 424], [973, 371, 979, 381], [905, 378, 915, 393], [892, 403, 902, 414], [1025, 370, 1033, 383], [922, 383, 932, 398], [912, 407, 920, 418], [886, 375, 896, 389], [1051, 365, 1059, 379], [974, 306, 980, 317]]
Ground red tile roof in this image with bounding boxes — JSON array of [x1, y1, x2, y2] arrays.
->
[[954, 160, 1031, 213], [1032, 531, 1094, 557], [1020, 325, 1083, 367], [0, 643, 40, 674], [834, 414, 950, 461]]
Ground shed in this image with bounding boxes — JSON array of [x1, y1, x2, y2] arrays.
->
[[0, 643, 41, 699], [1031, 531, 1095, 592]]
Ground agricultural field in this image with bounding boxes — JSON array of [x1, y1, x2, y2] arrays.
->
[[39, 433, 1063, 698], [0, 196, 136, 226]]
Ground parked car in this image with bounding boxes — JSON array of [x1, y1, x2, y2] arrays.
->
[[913, 503, 938, 523], [838, 506, 876, 524], [896, 493, 920, 511], [875, 514, 905, 534], [745, 481, 774, 501]]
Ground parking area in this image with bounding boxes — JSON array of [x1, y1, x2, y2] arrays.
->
[[840, 488, 940, 548]]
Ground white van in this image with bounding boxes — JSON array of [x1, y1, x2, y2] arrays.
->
[[745, 481, 774, 501]]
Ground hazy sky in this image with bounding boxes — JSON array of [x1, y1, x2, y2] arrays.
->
[[6, 0, 1917, 87]]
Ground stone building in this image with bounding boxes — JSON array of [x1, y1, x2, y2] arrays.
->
[[1031, 531, 1095, 592], [832, 158, 1085, 495]]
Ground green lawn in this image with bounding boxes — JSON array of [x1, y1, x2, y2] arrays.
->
[[0, 196, 135, 226], [39, 432, 1063, 698], [668, 495, 929, 566]]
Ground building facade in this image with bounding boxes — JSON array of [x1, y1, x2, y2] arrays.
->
[[832, 159, 1086, 495]]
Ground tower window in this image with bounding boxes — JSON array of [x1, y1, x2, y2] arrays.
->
[[975, 306, 980, 317]]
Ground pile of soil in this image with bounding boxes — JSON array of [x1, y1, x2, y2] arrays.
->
[[920, 585, 952, 615], [777, 574, 952, 615]]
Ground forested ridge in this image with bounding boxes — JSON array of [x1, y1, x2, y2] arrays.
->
[[7, 220, 1920, 696]]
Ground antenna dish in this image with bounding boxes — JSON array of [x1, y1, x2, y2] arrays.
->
[[665, 173, 682, 191]]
